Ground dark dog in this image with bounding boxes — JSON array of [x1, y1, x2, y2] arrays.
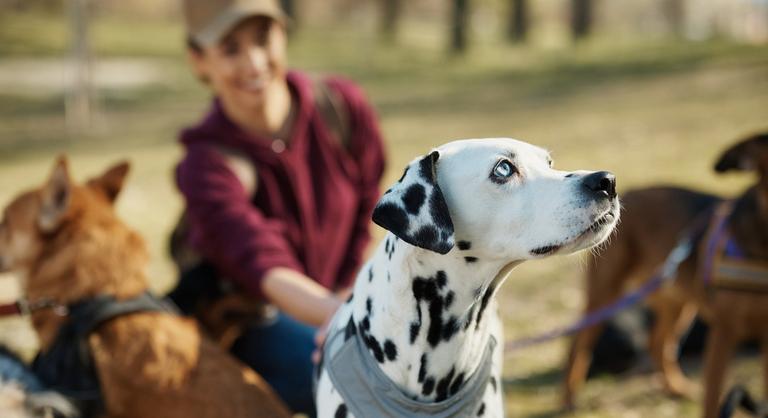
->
[[563, 132, 768, 418], [718, 385, 768, 418]]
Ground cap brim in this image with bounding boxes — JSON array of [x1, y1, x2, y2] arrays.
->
[[193, 4, 287, 47]]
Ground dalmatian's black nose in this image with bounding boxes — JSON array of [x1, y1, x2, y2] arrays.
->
[[583, 171, 617, 199]]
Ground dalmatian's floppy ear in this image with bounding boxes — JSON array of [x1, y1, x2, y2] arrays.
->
[[372, 151, 455, 254], [715, 132, 768, 174]]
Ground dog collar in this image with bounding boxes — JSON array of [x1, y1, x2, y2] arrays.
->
[[322, 315, 496, 418], [0, 298, 69, 318]]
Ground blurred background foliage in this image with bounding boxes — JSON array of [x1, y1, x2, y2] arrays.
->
[[0, 0, 767, 416]]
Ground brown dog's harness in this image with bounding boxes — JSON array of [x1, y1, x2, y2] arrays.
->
[[700, 201, 768, 292], [9, 292, 174, 418]]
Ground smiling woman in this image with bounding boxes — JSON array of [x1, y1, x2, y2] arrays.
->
[[170, 0, 387, 415], [186, 13, 290, 138]]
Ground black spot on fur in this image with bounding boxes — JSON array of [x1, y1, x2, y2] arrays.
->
[[449, 372, 465, 396], [436, 271, 447, 288], [335, 403, 348, 418], [403, 184, 427, 215], [410, 322, 421, 344], [490, 376, 497, 392], [419, 152, 438, 180], [366, 298, 373, 315], [477, 402, 486, 416], [368, 266, 374, 281], [465, 256, 478, 263], [427, 299, 446, 345], [412, 272, 461, 348], [457, 241, 472, 250], [475, 284, 495, 330], [422, 377, 435, 396], [429, 188, 453, 232], [435, 367, 456, 402], [372, 202, 409, 238], [357, 313, 392, 364], [363, 333, 384, 363], [385, 238, 396, 260], [412, 226, 439, 250], [344, 318, 356, 341], [346, 292, 354, 303], [441, 317, 459, 341], [384, 340, 397, 361], [418, 354, 428, 382], [410, 300, 423, 344]]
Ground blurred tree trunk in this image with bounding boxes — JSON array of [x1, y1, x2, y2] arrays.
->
[[380, 0, 402, 43], [662, 0, 685, 37], [67, 0, 94, 133], [571, 0, 592, 41], [507, 0, 528, 43], [450, 0, 469, 53], [280, 0, 296, 30]]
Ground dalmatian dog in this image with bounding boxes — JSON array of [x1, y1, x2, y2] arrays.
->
[[315, 138, 619, 418]]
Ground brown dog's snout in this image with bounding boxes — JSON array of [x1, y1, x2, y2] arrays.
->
[[583, 171, 617, 199]]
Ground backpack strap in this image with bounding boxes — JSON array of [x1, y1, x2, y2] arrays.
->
[[216, 76, 351, 193], [216, 147, 258, 197], [212, 76, 352, 194], [313, 77, 352, 151]]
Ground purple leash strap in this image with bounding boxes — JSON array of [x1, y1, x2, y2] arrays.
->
[[702, 202, 734, 284], [504, 236, 694, 353]]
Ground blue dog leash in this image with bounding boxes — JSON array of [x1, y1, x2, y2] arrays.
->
[[504, 234, 695, 353]]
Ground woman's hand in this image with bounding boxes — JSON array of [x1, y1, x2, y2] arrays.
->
[[312, 286, 352, 364], [261, 267, 342, 327], [312, 316, 332, 364]]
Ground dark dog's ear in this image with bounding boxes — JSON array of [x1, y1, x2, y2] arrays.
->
[[715, 133, 768, 174], [39, 156, 72, 233], [372, 151, 455, 254], [87, 160, 130, 203]]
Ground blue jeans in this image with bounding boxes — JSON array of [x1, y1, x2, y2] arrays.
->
[[230, 313, 317, 417]]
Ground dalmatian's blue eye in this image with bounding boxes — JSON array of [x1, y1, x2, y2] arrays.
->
[[492, 160, 516, 179]]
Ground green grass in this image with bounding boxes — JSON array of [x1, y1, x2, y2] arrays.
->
[[1, 11, 767, 417]]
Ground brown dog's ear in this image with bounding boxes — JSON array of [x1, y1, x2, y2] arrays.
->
[[714, 133, 768, 174], [87, 160, 130, 203], [39, 156, 72, 233]]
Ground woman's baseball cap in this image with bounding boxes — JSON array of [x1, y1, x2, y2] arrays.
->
[[183, 0, 287, 47]]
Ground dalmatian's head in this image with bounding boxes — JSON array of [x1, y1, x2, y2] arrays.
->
[[373, 138, 620, 262]]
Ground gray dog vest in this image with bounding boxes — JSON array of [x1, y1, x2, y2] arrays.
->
[[322, 317, 496, 418]]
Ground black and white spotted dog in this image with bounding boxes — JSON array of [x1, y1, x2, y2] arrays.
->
[[315, 138, 619, 418]]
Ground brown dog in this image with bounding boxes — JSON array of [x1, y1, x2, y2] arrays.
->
[[0, 158, 291, 418], [562, 133, 768, 418]]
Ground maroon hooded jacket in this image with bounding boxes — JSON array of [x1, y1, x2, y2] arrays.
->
[[176, 71, 385, 299]]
